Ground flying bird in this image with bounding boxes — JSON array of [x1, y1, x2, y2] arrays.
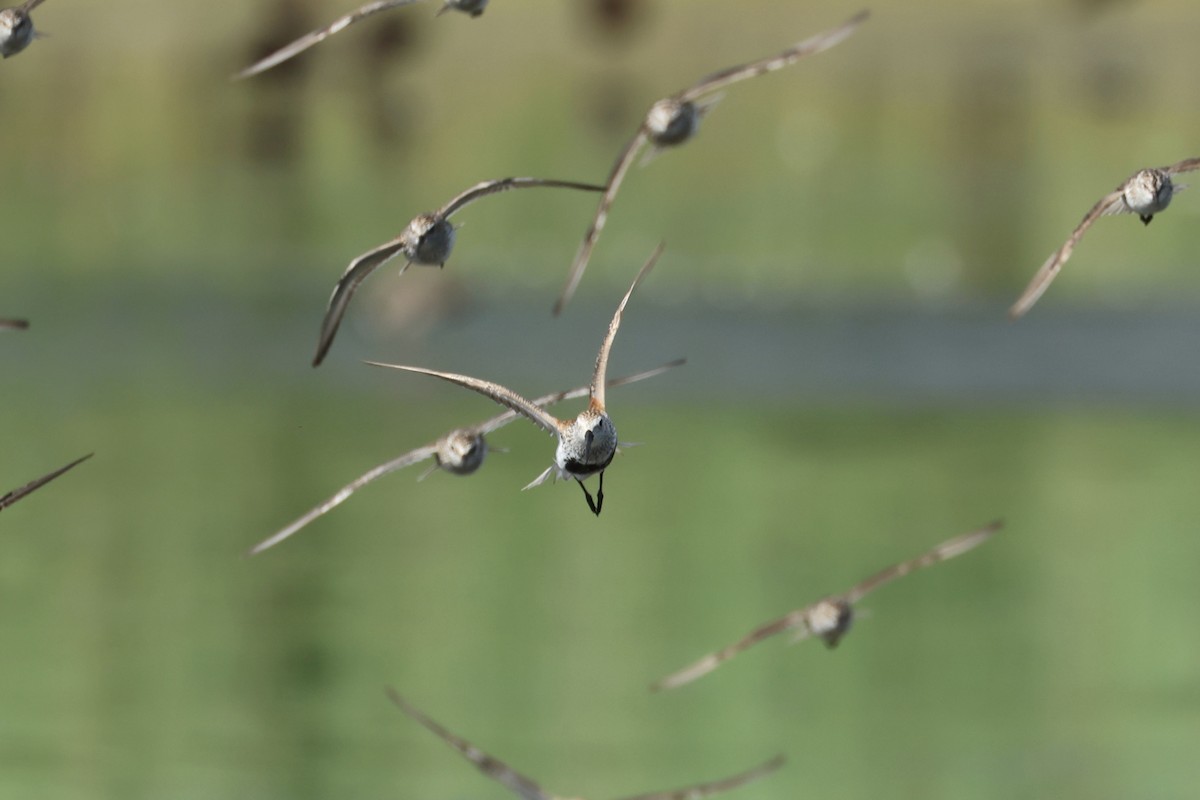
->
[[386, 688, 785, 800], [0, 0, 45, 59], [437, 0, 487, 16], [651, 520, 1002, 691], [553, 9, 869, 315], [369, 243, 665, 516], [247, 358, 682, 555], [1, 453, 92, 511], [1009, 157, 1200, 319], [312, 176, 605, 366], [234, 0, 423, 79], [0, 318, 29, 330]]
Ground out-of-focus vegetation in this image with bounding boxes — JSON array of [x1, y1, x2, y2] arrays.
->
[[3, 1, 1200, 799]]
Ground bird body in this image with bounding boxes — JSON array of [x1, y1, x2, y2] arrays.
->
[[0, 0, 45, 59], [1009, 157, 1200, 319]]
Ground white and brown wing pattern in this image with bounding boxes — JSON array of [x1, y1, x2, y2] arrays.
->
[[248, 360, 682, 555], [616, 755, 785, 800], [652, 520, 1003, 691], [387, 690, 556, 800], [1008, 187, 1128, 320], [677, 9, 869, 103], [234, 0, 423, 79], [553, 11, 868, 315], [1165, 156, 1200, 177], [0, 453, 92, 511], [842, 519, 1003, 604], [313, 177, 603, 366]]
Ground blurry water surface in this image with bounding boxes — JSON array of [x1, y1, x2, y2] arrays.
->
[[3, 1, 1200, 798]]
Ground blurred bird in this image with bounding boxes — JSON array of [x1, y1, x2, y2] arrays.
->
[[386, 688, 785, 800], [437, 0, 487, 17], [0, 318, 29, 329], [1010, 158, 1200, 319], [1, 453, 92, 511], [651, 520, 1002, 691], [234, 0, 423, 78], [369, 244, 665, 516], [0, 0, 45, 59], [247, 358, 682, 555], [553, 9, 869, 315], [313, 176, 604, 366]]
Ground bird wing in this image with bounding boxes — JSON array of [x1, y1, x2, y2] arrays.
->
[[437, 177, 605, 219], [1164, 157, 1200, 176], [650, 606, 815, 692], [844, 519, 1003, 604], [553, 128, 650, 316], [589, 243, 664, 410], [476, 358, 685, 436], [386, 689, 557, 800], [366, 362, 563, 435], [0, 453, 92, 511], [0, 318, 29, 330], [312, 236, 410, 366], [246, 442, 440, 555], [1008, 188, 1127, 320], [677, 10, 869, 103], [616, 755, 786, 800], [233, 0, 423, 79], [18, 0, 46, 13]]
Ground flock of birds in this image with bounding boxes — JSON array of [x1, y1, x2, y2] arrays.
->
[[3, 0, 1197, 796]]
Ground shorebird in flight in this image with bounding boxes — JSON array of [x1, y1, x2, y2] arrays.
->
[[386, 688, 785, 800], [0, 0, 46, 59], [247, 358, 682, 555], [370, 243, 665, 516], [1, 453, 92, 511], [234, 0, 424, 79], [553, 9, 869, 315], [651, 520, 1002, 691], [312, 176, 604, 366], [1010, 158, 1200, 319], [437, 0, 487, 16], [0, 318, 29, 330]]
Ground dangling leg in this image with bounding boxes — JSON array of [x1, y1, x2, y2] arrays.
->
[[595, 470, 604, 515], [577, 477, 601, 516]]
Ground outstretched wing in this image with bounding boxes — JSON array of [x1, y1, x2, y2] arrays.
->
[[590, 243, 664, 411], [678, 10, 869, 103], [246, 443, 440, 555], [477, 358, 686, 436], [1164, 157, 1200, 176], [1008, 188, 1128, 320], [386, 689, 556, 800], [553, 128, 650, 316], [0, 453, 92, 511], [617, 755, 786, 800], [18, 0, 46, 13], [651, 606, 816, 692], [844, 520, 1003, 604], [234, 0, 423, 79], [0, 318, 29, 330], [312, 236, 410, 367], [437, 177, 604, 219], [367, 362, 563, 435]]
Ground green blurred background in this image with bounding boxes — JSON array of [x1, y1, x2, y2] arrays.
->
[[3, 0, 1200, 798]]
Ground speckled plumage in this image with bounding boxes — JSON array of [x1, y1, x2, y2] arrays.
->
[[369, 244, 667, 516], [651, 520, 1003, 691], [553, 9, 869, 315], [311, 176, 603, 366], [1009, 157, 1200, 319], [0, 0, 45, 59], [246, 359, 682, 555]]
